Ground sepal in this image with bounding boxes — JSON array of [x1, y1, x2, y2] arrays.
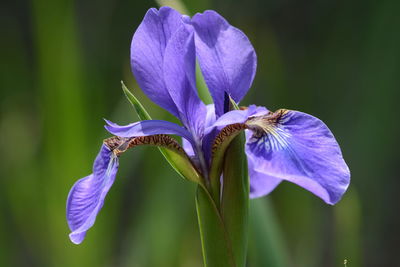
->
[[245, 109, 350, 204]]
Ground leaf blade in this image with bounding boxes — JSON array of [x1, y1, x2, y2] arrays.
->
[[196, 185, 236, 267], [221, 132, 249, 267], [220, 95, 249, 266]]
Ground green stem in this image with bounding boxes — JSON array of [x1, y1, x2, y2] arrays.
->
[[196, 185, 236, 267], [196, 132, 249, 267], [220, 133, 249, 267]]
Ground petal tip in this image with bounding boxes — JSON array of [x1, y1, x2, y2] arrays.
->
[[69, 232, 85, 245], [103, 118, 116, 126]]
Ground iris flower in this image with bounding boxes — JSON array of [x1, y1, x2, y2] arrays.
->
[[66, 7, 350, 244]]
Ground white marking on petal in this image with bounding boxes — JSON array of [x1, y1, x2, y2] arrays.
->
[[246, 110, 292, 154]]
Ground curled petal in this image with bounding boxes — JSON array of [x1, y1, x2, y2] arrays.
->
[[201, 105, 267, 163], [66, 145, 119, 244], [131, 7, 183, 116], [246, 110, 350, 204], [103, 135, 202, 183], [104, 119, 195, 146], [191, 10, 257, 116], [163, 24, 206, 138], [206, 105, 268, 133]]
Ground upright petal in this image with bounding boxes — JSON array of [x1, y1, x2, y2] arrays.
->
[[66, 145, 119, 244], [191, 10, 257, 116], [245, 109, 350, 204], [104, 119, 195, 147], [163, 24, 206, 139], [204, 104, 217, 128], [131, 7, 182, 116], [183, 104, 216, 157]]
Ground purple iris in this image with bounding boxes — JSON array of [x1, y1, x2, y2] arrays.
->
[[66, 7, 350, 244]]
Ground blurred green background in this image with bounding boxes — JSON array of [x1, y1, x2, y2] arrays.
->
[[1, 0, 399, 266]]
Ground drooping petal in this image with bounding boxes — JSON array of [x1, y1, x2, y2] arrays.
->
[[103, 135, 202, 184], [104, 119, 195, 146], [163, 24, 206, 138], [245, 109, 350, 204], [191, 10, 257, 116], [66, 145, 119, 244], [131, 7, 183, 116], [246, 139, 282, 198]]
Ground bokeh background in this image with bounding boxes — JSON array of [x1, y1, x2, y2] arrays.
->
[[1, 0, 399, 266]]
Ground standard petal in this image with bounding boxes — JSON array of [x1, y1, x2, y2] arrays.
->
[[204, 104, 216, 128], [245, 110, 350, 204], [182, 137, 195, 157], [191, 10, 257, 116], [183, 104, 215, 158], [131, 7, 182, 116], [163, 24, 206, 138], [104, 119, 195, 146], [66, 145, 119, 244]]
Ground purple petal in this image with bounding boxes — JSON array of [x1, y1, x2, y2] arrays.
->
[[131, 7, 183, 116], [182, 137, 194, 157], [247, 151, 282, 198], [206, 105, 268, 133], [191, 10, 257, 116], [182, 104, 215, 160], [183, 104, 215, 158], [104, 119, 195, 146], [204, 104, 217, 127], [163, 24, 206, 138], [66, 145, 119, 244], [246, 110, 350, 204], [201, 105, 268, 162]]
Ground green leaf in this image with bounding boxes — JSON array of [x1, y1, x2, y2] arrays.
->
[[121, 81, 202, 184], [229, 95, 240, 110], [160, 147, 202, 184], [249, 198, 289, 267], [155, 0, 189, 14], [205, 95, 249, 266], [208, 124, 246, 203], [196, 63, 213, 105], [121, 81, 151, 120], [220, 132, 249, 267], [196, 185, 236, 267]]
